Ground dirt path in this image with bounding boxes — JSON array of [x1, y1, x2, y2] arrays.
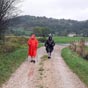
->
[[1, 45, 87, 88], [1, 47, 46, 88]]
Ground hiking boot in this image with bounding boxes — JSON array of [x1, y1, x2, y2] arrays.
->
[[48, 57, 51, 59], [33, 60, 35, 63], [30, 60, 35, 63], [30, 60, 33, 62]]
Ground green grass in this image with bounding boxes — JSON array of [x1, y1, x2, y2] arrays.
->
[[38, 43, 44, 48], [54, 36, 88, 43], [0, 48, 27, 86], [61, 47, 88, 86], [0, 41, 43, 86]]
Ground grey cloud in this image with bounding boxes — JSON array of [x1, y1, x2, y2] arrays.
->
[[20, 0, 88, 21]]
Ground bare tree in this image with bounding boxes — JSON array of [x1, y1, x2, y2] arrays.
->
[[0, 0, 20, 43]]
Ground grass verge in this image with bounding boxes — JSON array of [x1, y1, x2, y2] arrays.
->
[[61, 47, 88, 86], [0, 48, 27, 86]]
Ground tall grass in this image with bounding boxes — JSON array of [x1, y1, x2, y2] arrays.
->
[[61, 48, 88, 86]]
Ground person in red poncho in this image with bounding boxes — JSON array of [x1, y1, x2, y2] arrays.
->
[[27, 34, 38, 63]]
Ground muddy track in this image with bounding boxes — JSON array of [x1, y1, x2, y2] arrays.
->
[[1, 45, 87, 88]]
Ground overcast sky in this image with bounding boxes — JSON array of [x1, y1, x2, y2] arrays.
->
[[20, 0, 88, 21]]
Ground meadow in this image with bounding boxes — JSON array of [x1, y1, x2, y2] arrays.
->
[[53, 36, 88, 43]]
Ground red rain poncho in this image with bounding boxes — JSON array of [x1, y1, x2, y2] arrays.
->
[[27, 35, 38, 57]]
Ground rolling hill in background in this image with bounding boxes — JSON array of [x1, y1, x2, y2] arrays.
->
[[7, 15, 88, 36]]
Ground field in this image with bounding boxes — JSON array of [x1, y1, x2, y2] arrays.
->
[[61, 47, 88, 86], [53, 36, 88, 43]]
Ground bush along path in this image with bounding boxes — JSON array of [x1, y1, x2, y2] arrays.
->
[[1, 45, 87, 88]]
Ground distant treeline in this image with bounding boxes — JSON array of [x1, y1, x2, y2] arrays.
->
[[7, 15, 88, 36]]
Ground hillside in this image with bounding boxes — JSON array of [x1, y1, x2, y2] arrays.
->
[[7, 15, 88, 36]]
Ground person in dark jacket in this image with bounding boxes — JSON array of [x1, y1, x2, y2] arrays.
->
[[45, 35, 55, 58]]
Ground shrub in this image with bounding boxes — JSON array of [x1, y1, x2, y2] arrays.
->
[[69, 39, 86, 57], [76, 46, 83, 56], [82, 49, 88, 60], [6, 37, 19, 43], [0, 36, 28, 53], [69, 42, 76, 51], [0, 42, 20, 53], [38, 37, 46, 43], [17, 37, 28, 45], [6, 36, 28, 45]]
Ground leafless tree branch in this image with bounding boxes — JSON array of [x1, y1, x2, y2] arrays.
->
[[0, 0, 20, 43]]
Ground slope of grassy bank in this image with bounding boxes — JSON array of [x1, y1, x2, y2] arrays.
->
[[61, 48, 88, 86], [54, 36, 88, 43]]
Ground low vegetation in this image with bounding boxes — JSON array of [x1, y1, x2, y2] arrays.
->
[[0, 48, 27, 86], [36, 55, 48, 88], [61, 47, 88, 86], [0, 36, 28, 53], [54, 36, 88, 43], [38, 37, 47, 43], [0, 36, 28, 86], [69, 39, 88, 60], [0, 36, 43, 87]]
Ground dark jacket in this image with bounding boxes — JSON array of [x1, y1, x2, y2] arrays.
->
[[45, 37, 55, 53]]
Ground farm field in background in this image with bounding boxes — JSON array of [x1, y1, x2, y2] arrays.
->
[[53, 36, 88, 43], [5, 36, 88, 43]]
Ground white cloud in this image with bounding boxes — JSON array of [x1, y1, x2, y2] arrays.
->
[[20, 0, 88, 21]]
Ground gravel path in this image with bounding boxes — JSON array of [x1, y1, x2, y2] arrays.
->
[[1, 45, 87, 88]]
